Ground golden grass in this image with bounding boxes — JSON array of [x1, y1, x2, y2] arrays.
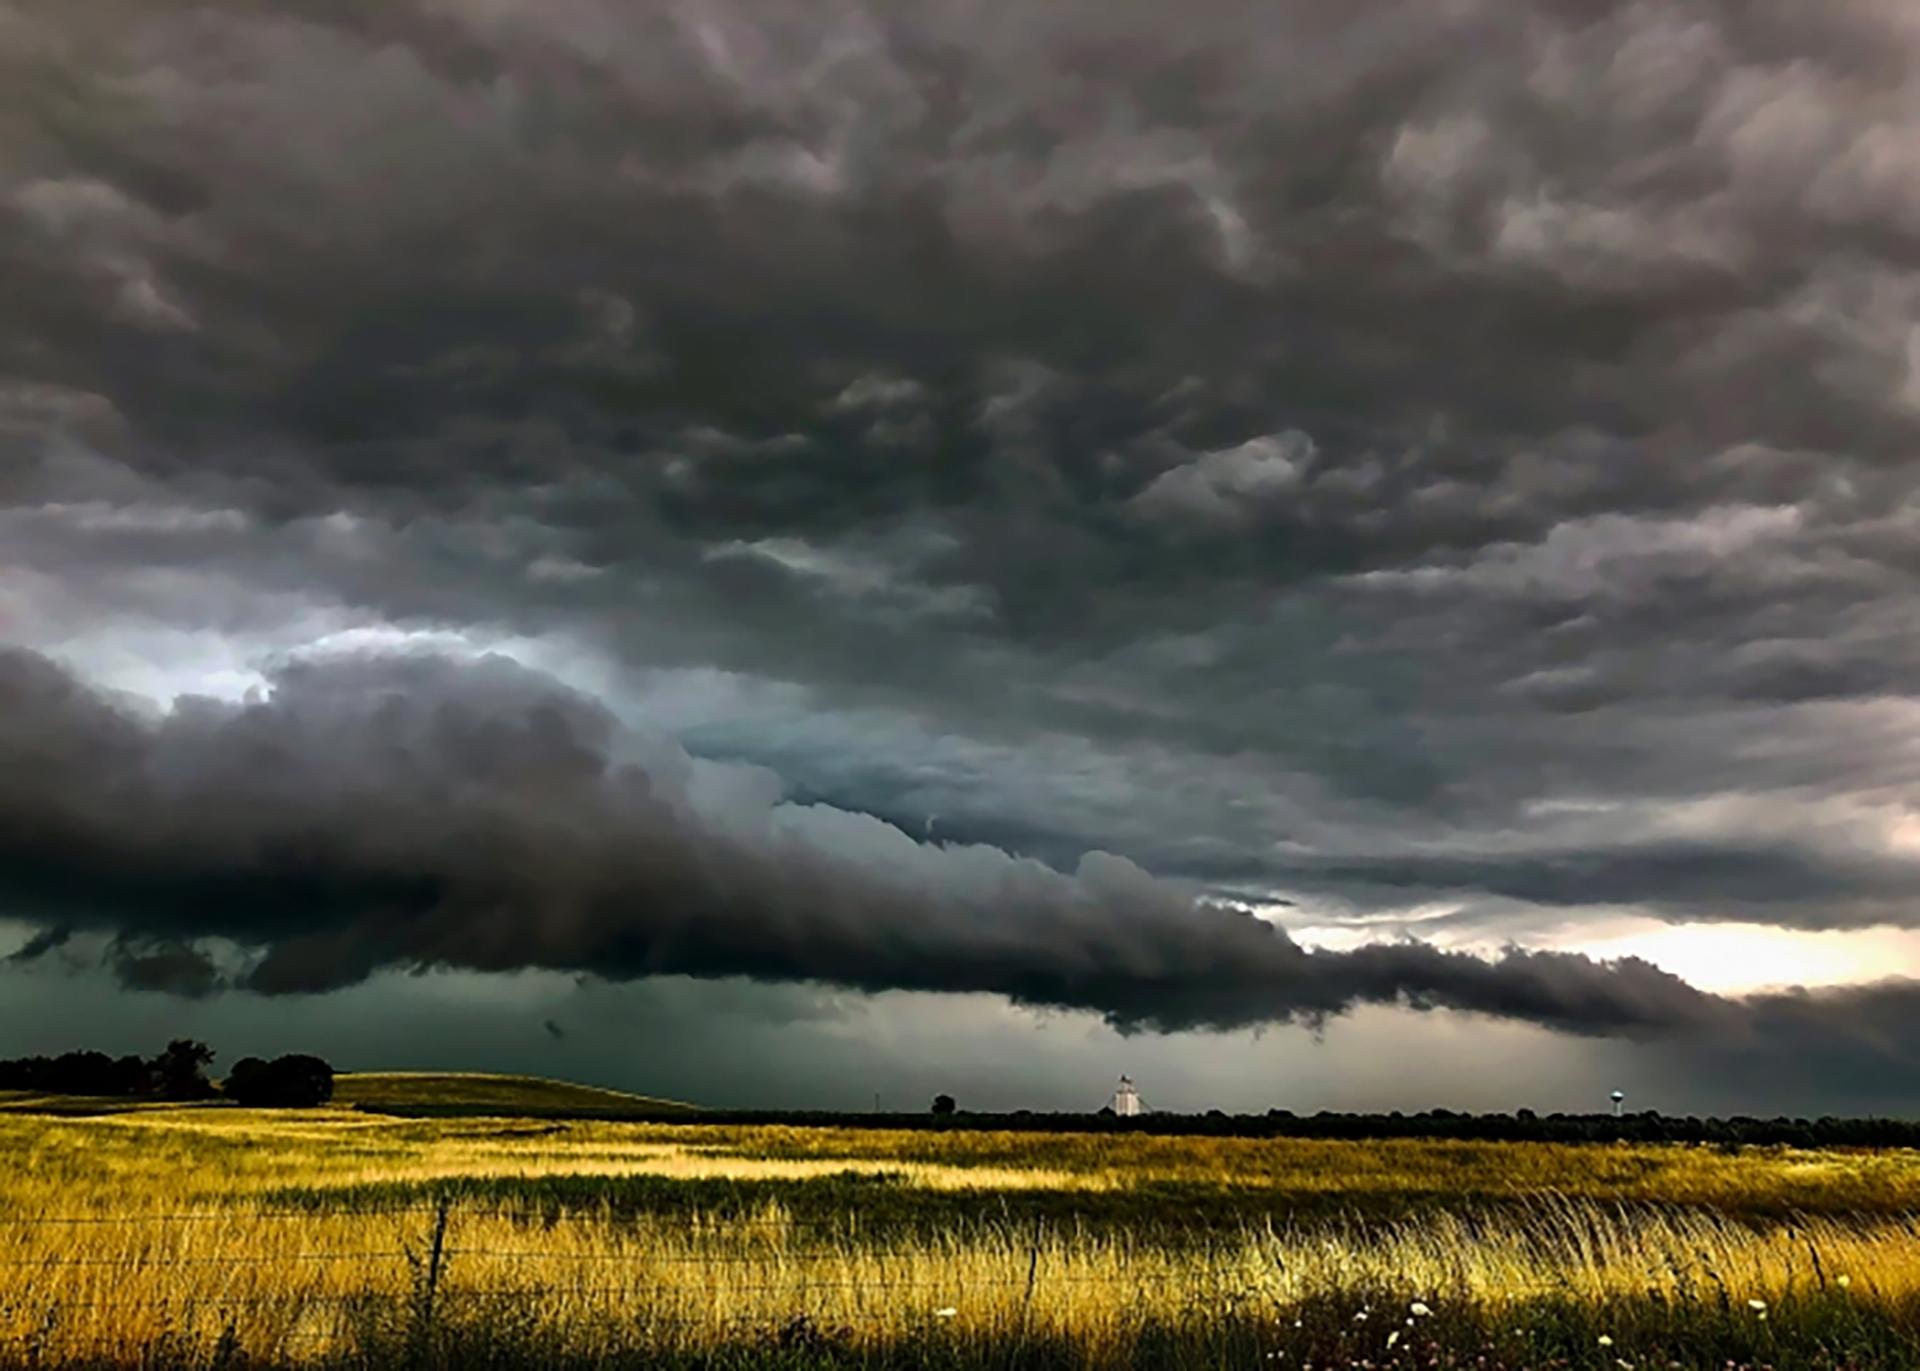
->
[[7, 1200, 1911, 1362], [3, 1107, 1919, 1366], [14, 1107, 1920, 1213]]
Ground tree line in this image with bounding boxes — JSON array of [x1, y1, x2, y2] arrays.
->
[[355, 1102, 1920, 1150], [0, 1041, 334, 1108]]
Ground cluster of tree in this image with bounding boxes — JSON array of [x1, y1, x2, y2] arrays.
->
[[0, 1041, 334, 1109], [223, 1055, 335, 1108], [0, 1039, 216, 1100]]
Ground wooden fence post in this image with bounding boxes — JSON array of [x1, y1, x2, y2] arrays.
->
[[411, 1195, 452, 1364]]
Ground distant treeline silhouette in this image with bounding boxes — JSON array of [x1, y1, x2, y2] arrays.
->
[[0, 1041, 333, 1107], [358, 1102, 1920, 1148], [0, 1039, 216, 1100]]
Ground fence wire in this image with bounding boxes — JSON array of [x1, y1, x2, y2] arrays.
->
[[0, 1195, 1689, 1362], [0, 1200, 1284, 1338]]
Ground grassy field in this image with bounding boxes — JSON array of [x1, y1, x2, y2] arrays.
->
[[3, 1093, 1920, 1369]]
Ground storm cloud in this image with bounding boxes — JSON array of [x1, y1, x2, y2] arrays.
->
[[0, 645, 1732, 1036], [5, 0, 1920, 1103]]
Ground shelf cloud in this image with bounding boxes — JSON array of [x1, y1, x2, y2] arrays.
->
[[7, 646, 1917, 1061]]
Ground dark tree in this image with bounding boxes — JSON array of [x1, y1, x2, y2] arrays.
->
[[109, 1055, 154, 1096], [931, 1094, 956, 1116], [150, 1039, 216, 1100], [223, 1057, 268, 1100], [56, 1051, 116, 1095], [225, 1055, 334, 1108]]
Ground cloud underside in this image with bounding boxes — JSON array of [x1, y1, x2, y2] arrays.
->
[[5, 644, 1916, 1059], [4, 0, 1920, 1074]]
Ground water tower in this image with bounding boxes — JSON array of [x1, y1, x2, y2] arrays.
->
[[1610, 1089, 1626, 1118]]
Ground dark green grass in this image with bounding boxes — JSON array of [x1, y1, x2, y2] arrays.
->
[[9, 1289, 1915, 1370], [258, 1169, 1480, 1236], [395, 1291, 1920, 1371], [257, 1170, 1857, 1248]]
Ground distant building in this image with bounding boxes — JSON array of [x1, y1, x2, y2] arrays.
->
[[1105, 1075, 1147, 1116]]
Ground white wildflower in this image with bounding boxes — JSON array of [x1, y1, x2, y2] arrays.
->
[[1748, 1299, 1768, 1312], [934, 1307, 957, 1319], [1837, 1274, 1852, 1289], [1409, 1302, 1432, 1317], [1387, 1330, 1400, 1349], [1597, 1334, 1614, 1347]]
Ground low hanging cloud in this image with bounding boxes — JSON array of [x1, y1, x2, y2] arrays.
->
[[0, 644, 1745, 1037]]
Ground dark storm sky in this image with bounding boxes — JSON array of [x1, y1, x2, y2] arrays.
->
[[5, 0, 1920, 1112]]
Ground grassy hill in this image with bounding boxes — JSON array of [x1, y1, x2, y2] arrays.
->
[[331, 1071, 691, 1114], [0, 1073, 690, 1117]]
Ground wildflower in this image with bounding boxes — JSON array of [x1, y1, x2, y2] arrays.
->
[[1836, 1275, 1851, 1289], [1409, 1302, 1432, 1317], [933, 1307, 957, 1319], [1387, 1330, 1401, 1349], [1598, 1335, 1614, 1347], [1747, 1299, 1767, 1312], [1353, 1310, 1368, 1322]]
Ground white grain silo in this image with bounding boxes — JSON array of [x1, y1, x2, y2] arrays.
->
[[1106, 1075, 1146, 1116]]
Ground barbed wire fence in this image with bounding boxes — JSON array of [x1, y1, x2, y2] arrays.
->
[[0, 1199, 1337, 1357], [0, 1196, 1798, 1362]]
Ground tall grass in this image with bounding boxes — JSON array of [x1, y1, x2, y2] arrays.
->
[[3, 1108, 1919, 1368]]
